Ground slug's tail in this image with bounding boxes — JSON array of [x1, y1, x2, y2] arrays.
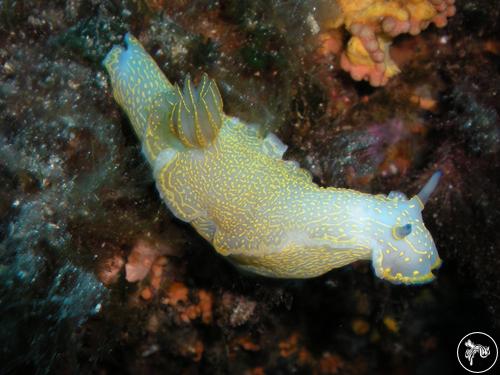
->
[[103, 33, 176, 140]]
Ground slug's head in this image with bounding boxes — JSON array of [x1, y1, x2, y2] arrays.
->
[[169, 74, 223, 148], [371, 171, 442, 285]]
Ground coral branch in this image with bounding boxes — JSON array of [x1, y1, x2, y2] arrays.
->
[[330, 0, 456, 86]]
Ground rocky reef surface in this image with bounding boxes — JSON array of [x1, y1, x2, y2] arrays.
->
[[0, 0, 499, 374]]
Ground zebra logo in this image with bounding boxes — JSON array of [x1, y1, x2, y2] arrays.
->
[[457, 332, 498, 373], [464, 339, 490, 366]]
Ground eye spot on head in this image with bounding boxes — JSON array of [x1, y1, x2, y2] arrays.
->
[[392, 224, 412, 240]]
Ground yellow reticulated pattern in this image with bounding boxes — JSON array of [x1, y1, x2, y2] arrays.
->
[[103, 34, 442, 285]]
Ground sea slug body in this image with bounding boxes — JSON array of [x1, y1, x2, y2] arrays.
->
[[103, 34, 442, 285]]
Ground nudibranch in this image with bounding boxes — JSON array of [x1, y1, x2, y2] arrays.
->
[[103, 34, 442, 284], [322, 0, 456, 86]]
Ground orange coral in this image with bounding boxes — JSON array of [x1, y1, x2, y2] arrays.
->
[[124, 240, 172, 302], [125, 240, 159, 283], [162, 284, 214, 324], [140, 286, 153, 300], [233, 335, 261, 352], [279, 332, 300, 358], [165, 281, 189, 305], [318, 352, 344, 374], [197, 290, 213, 324], [326, 0, 455, 85]]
